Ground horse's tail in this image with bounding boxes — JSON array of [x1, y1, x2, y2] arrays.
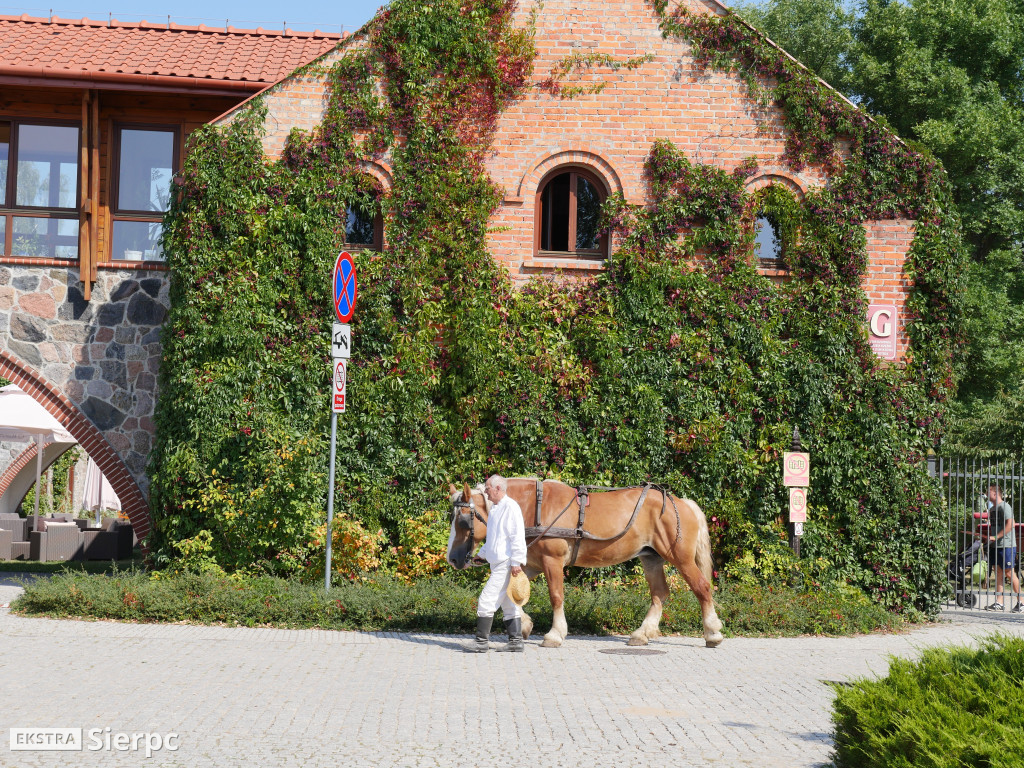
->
[[688, 499, 715, 585]]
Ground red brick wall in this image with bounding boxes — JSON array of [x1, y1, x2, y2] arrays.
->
[[864, 219, 915, 361]]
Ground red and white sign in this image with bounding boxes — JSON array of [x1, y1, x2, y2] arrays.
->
[[868, 304, 898, 361], [783, 451, 810, 487], [789, 487, 807, 523], [332, 360, 347, 413]]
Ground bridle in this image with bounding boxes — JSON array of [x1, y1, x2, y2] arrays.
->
[[451, 490, 488, 567]]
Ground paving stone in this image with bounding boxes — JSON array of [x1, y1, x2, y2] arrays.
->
[[0, 599, 1020, 768]]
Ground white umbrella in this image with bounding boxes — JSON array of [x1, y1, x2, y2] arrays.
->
[[82, 455, 120, 525], [0, 384, 76, 525]]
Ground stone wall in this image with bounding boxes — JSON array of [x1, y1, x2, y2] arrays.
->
[[0, 265, 169, 500]]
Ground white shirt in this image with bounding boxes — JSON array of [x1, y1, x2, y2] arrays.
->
[[478, 495, 527, 567]]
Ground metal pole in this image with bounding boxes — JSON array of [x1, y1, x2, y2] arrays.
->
[[325, 412, 338, 593], [33, 434, 43, 527]]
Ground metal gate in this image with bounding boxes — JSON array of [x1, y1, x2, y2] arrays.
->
[[933, 457, 1024, 612]]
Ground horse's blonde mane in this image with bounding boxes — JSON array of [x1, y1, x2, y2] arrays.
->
[[473, 483, 493, 512]]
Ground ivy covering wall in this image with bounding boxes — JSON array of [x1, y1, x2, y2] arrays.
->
[[150, 0, 964, 613]]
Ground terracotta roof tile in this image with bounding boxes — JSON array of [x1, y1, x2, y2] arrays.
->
[[0, 14, 342, 86]]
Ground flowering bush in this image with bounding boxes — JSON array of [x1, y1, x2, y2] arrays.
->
[[150, 0, 962, 614]]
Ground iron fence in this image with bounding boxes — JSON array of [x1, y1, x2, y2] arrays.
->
[[932, 456, 1024, 612]]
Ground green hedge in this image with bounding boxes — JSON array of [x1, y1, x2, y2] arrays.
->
[[13, 570, 909, 637], [149, 0, 964, 613], [832, 634, 1024, 768]]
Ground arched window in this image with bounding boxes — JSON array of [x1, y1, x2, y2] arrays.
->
[[751, 183, 800, 270], [535, 168, 608, 259], [344, 185, 383, 251]]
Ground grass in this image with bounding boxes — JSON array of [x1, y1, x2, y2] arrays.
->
[[831, 634, 1024, 768], [11, 570, 915, 637]]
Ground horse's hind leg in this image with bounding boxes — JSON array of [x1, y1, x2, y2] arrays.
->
[[540, 560, 568, 648], [663, 547, 723, 648], [628, 553, 669, 646]]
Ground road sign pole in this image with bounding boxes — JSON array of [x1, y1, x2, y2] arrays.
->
[[325, 411, 338, 592]]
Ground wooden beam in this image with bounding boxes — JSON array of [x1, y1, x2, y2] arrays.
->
[[79, 91, 92, 300], [89, 90, 100, 283]]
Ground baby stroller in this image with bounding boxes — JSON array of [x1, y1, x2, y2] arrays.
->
[[948, 539, 984, 608]]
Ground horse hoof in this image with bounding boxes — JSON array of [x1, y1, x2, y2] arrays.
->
[[522, 619, 534, 640], [627, 634, 649, 647], [540, 636, 562, 648], [705, 633, 724, 648]]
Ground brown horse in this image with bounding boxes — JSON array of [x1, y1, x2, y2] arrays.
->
[[447, 478, 724, 648]]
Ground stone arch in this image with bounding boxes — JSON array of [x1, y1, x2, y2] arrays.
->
[[0, 350, 152, 545], [0, 440, 77, 516], [516, 148, 627, 201]]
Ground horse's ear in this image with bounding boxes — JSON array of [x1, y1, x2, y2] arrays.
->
[[463, 481, 472, 501], [449, 483, 457, 496]]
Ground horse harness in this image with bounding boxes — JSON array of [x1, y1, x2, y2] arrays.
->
[[454, 480, 683, 568], [525, 481, 680, 567]]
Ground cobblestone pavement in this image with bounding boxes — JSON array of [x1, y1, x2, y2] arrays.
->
[[1, 584, 1022, 768]]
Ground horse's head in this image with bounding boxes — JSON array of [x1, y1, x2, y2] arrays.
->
[[447, 481, 489, 570]]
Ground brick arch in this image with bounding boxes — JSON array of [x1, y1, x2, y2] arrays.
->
[[0, 350, 152, 546], [744, 170, 808, 198], [358, 159, 394, 191], [0, 440, 77, 516], [516, 148, 627, 201]]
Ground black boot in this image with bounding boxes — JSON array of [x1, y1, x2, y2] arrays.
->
[[496, 617, 524, 652], [464, 615, 492, 652]]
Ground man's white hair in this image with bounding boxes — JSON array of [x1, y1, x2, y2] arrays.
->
[[486, 474, 507, 492]]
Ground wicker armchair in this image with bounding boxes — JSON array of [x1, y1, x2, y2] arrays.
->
[[29, 523, 84, 562], [0, 528, 11, 560]]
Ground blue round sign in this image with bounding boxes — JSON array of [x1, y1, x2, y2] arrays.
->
[[333, 251, 358, 323]]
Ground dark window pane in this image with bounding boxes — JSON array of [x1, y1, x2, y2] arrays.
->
[[755, 216, 781, 261], [345, 201, 376, 245], [111, 220, 163, 261], [0, 122, 9, 206], [540, 172, 571, 251], [12, 216, 78, 259], [576, 176, 602, 250], [15, 125, 78, 209], [117, 129, 174, 213]]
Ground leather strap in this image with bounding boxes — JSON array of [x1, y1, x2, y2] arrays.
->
[[535, 479, 544, 528]]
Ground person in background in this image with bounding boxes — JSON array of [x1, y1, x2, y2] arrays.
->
[[983, 484, 1022, 612]]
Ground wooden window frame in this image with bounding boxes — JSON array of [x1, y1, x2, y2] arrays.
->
[[104, 122, 180, 266], [534, 166, 609, 261], [0, 117, 82, 261]]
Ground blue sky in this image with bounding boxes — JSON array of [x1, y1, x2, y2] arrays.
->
[[0, 0, 386, 33]]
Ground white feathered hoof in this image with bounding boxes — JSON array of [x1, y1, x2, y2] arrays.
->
[[540, 632, 563, 648], [704, 632, 724, 648], [521, 615, 534, 639], [627, 632, 649, 646]]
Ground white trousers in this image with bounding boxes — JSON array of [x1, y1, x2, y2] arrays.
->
[[477, 559, 521, 619]]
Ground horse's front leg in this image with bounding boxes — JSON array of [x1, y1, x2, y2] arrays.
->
[[521, 568, 541, 640], [541, 558, 567, 648], [628, 554, 669, 646]]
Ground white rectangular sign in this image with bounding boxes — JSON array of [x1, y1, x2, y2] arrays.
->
[[332, 360, 347, 413], [332, 322, 352, 359]]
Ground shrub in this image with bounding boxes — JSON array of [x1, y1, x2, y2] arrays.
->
[[831, 634, 1024, 768], [14, 571, 907, 637]]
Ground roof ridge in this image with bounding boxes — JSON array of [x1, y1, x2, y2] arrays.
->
[[0, 13, 345, 39]]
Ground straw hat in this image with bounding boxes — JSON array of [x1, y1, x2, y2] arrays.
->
[[507, 570, 531, 606]]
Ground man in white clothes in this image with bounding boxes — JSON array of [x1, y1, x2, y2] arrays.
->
[[466, 474, 527, 653]]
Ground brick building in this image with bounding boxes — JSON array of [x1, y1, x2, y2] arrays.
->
[[1, 0, 919, 545], [219, 0, 911, 357], [0, 16, 340, 536]]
